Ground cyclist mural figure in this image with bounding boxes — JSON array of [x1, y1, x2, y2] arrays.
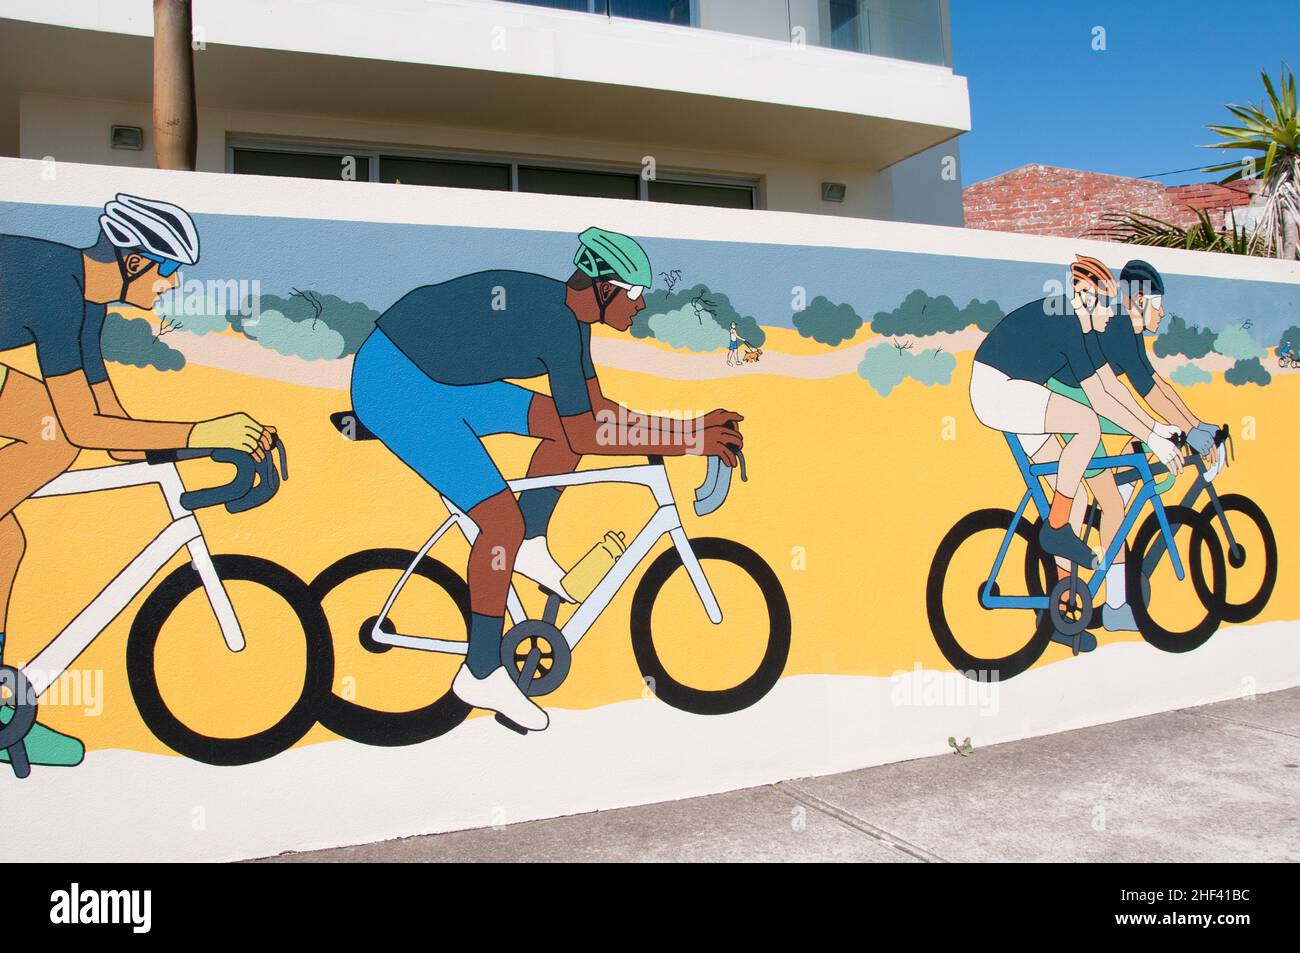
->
[[1045, 259, 1224, 634], [348, 227, 743, 733], [0, 195, 275, 767], [968, 255, 1185, 651]]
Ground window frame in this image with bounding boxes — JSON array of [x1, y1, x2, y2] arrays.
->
[[496, 1, 700, 28], [226, 137, 762, 209]]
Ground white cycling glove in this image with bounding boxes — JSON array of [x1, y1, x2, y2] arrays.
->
[[1152, 422, 1183, 442], [1147, 432, 1183, 473]]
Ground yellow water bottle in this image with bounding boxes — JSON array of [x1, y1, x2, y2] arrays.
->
[[561, 531, 627, 601]]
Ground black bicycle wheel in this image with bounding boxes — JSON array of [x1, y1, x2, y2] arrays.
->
[[309, 548, 470, 746], [127, 555, 333, 766], [926, 508, 1056, 682], [1198, 493, 1277, 624], [630, 537, 789, 716], [1129, 505, 1226, 653]]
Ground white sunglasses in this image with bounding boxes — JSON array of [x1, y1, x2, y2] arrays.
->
[[607, 279, 646, 301]]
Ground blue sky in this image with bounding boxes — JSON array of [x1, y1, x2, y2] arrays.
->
[[951, 0, 1297, 186]]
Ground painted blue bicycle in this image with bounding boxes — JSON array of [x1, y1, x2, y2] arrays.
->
[[925, 427, 1267, 682]]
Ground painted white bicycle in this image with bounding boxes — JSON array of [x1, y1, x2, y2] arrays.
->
[[313, 418, 791, 743], [0, 442, 331, 777]]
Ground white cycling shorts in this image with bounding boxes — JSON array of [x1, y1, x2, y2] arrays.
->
[[969, 361, 1052, 456]]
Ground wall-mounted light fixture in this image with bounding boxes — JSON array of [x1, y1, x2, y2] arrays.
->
[[821, 181, 847, 203], [110, 125, 145, 151]]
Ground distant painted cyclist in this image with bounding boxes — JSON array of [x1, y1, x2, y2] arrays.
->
[[0, 195, 275, 767], [969, 255, 1185, 633], [1046, 259, 1220, 635], [350, 227, 743, 732]]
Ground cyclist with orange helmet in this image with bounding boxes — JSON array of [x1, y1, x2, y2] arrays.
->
[[970, 255, 1184, 644]]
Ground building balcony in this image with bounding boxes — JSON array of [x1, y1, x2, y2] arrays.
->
[[0, 0, 969, 173]]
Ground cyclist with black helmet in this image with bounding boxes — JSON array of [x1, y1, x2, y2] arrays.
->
[[0, 194, 274, 766], [970, 255, 1184, 649], [1044, 259, 1219, 633], [349, 227, 742, 731]]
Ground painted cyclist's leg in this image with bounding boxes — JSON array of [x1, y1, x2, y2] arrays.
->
[[1090, 471, 1139, 632], [455, 489, 548, 731], [1038, 394, 1101, 568], [512, 393, 582, 601], [1032, 439, 1098, 653], [521, 392, 580, 537], [0, 375, 85, 765], [465, 489, 524, 670]]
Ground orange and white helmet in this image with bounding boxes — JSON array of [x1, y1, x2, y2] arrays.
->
[[1069, 255, 1117, 297]]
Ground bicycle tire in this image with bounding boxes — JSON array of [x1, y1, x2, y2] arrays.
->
[[127, 554, 334, 766], [926, 508, 1056, 682], [1197, 494, 1277, 624], [1129, 505, 1225, 653], [630, 537, 789, 715], [309, 548, 471, 746]]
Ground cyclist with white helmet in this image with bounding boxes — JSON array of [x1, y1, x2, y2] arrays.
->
[[0, 194, 274, 767], [349, 226, 742, 732]]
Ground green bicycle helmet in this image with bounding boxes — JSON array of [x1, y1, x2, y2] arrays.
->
[[573, 227, 653, 288]]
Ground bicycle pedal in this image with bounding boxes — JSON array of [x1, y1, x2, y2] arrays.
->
[[494, 712, 529, 735]]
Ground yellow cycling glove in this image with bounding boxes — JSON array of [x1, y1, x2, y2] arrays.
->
[[188, 413, 265, 453]]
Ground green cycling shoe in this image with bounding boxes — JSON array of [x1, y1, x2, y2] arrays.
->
[[0, 706, 85, 768]]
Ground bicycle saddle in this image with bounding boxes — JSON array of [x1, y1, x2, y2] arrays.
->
[[330, 410, 378, 441]]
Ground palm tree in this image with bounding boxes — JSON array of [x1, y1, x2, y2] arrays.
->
[[1090, 207, 1257, 255], [1201, 63, 1299, 260]]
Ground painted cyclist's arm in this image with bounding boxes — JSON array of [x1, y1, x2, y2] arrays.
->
[[585, 376, 742, 448], [1080, 373, 1183, 473], [1146, 375, 1201, 431], [1095, 363, 1159, 435], [560, 402, 743, 468], [46, 370, 273, 457], [90, 377, 147, 461]]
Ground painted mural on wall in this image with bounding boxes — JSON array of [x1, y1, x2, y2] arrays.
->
[[0, 186, 1293, 794]]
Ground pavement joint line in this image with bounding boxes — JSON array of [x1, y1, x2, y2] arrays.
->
[[1177, 708, 1300, 742], [773, 782, 948, 863]]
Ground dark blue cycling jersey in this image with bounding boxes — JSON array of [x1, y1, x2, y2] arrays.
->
[[376, 270, 597, 417], [0, 236, 108, 383], [974, 294, 1104, 387], [1053, 311, 1158, 395]]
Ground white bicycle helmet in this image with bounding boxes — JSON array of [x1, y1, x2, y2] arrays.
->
[[99, 193, 200, 266]]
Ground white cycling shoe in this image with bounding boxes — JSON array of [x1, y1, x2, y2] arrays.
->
[[452, 664, 549, 732], [514, 536, 575, 602]]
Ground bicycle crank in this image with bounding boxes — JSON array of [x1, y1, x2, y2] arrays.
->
[[493, 620, 572, 735], [1048, 575, 1092, 646]]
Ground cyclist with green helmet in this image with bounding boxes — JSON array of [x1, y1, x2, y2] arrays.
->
[[350, 226, 743, 731]]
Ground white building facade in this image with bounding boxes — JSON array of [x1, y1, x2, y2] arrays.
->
[[0, 0, 970, 222]]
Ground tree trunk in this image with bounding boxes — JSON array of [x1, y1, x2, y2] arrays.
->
[[153, 0, 196, 170]]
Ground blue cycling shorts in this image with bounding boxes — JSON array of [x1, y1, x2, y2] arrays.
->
[[352, 329, 534, 512]]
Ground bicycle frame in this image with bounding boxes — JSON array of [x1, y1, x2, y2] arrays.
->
[[979, 435, 1186, 612], [19, 461, 241, 699], [366, 461, 722, 655], [1134, 453, 1243, 571]]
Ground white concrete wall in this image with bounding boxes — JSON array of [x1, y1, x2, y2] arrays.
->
[[18, 91, 904, 220], [1, 158, 1296, 861]]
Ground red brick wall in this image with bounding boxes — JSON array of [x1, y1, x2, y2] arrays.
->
[[962, 163, 1256, 239]]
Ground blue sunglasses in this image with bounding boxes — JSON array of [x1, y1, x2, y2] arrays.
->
[[141, 253, 183, 277]]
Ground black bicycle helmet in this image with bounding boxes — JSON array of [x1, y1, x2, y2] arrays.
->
[[1120, 259, 1165, 297]]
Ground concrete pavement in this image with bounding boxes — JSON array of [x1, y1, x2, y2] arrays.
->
[[256, 687, 1300, 862]]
